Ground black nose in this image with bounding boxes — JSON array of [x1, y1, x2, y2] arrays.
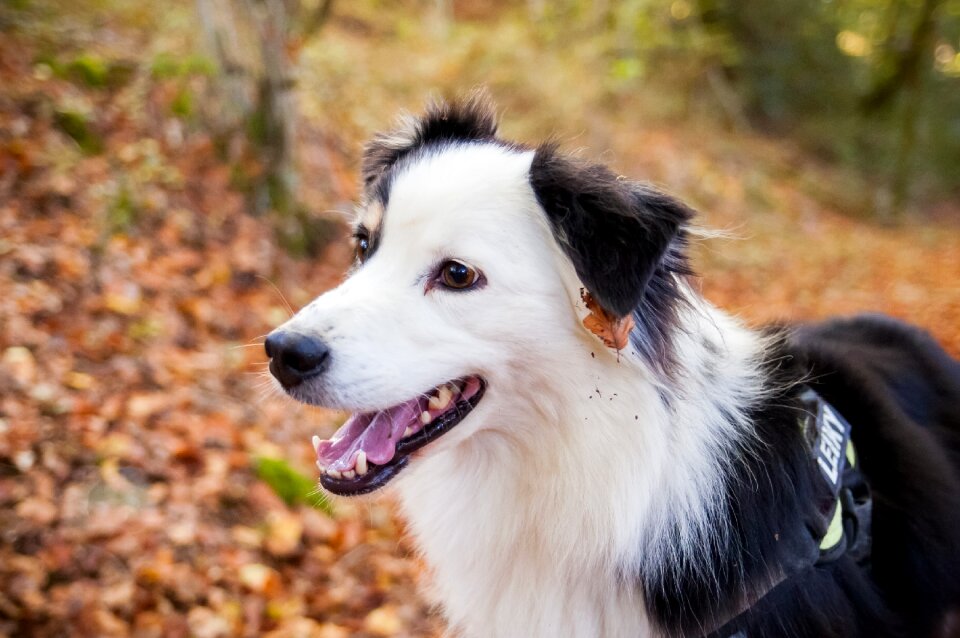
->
[[264, 332, 331, 388]]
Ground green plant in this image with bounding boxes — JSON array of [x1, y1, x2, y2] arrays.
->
[[54, 108, 102, 154], [254, 456, 334, 516]]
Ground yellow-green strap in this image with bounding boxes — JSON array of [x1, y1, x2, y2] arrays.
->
[[819, 499, 844, 551]]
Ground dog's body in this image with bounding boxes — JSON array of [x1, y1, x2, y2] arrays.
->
[[266, 94, 960, 637]]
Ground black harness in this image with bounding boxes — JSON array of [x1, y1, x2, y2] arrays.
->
[[711, 387, 873, 637], [799, 387, 873, 566]]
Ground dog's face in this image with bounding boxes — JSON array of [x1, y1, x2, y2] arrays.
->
[[269, 144, 575, 494], [266, 93, 692, 495]]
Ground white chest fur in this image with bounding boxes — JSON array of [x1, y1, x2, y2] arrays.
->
[[395, 303, 766, 638]]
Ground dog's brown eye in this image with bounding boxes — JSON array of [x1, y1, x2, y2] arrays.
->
[[355, 235, 369, 262], [440, 260, 479, 290]]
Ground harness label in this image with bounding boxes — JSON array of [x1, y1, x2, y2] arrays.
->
[[815, 403, 850, 491]]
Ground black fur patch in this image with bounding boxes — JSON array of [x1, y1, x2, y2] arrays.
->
[[642, 340, 840, 636], [643, 317, 960, 638], [528, 144, 694, 368], [785, 316, 960, 636], [627, 238, 693, 374], [360, 90, 500, 198]]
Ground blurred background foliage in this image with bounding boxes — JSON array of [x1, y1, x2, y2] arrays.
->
[[3, 0, 958, 233]]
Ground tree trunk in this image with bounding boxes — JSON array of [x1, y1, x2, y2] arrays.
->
[[246, 0, 298, 217], [195, 0, 338, 254], [861, 0, 942, 219], [195, 0, 251, 133]]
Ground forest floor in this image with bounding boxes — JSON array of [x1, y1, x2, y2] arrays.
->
[[1, 2, 958, 637]]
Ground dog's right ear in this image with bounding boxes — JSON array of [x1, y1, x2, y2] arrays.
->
[[529, 143, 694, 319]]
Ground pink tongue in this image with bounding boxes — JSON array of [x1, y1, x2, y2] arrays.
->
[[316, 398, 422, 471]]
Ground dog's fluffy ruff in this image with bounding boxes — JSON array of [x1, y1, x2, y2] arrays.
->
[[397, 292, 769, 638]]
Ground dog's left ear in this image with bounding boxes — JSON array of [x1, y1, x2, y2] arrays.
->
[[529, 143, 694, 318]]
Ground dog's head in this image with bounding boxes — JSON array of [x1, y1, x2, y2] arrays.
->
[[266, 92, 693, 495]]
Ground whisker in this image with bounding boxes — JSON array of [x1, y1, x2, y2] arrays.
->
[[231, 342, 267, 350], [243, 363, 270, 376], [256, 275, 296, 318]]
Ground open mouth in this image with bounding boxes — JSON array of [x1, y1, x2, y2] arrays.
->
[[313, 376, 485, 496]]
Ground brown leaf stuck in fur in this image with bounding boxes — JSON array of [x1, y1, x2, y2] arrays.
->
[[580, 289, 635, 351]]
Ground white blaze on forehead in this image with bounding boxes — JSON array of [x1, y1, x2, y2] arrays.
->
[[381, 143, 538, 245]]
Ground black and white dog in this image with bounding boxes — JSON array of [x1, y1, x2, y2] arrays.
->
[[265, 93, 960, 637]]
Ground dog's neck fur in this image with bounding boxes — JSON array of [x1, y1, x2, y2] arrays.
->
[[395, 289, 769, 638]]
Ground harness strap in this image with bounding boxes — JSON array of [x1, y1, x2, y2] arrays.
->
[[708, 387, 873, 637], [799, 387, 872, 566]]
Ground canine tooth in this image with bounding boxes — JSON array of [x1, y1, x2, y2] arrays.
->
[[316, 460, 324, 471], [420, 411, 432, 425], [343, 469, 356, 479], [429, 385, 454, 410], [356, 451, 368, 475], [326, 468, 342, 479], [312, 435, 321, 454], [404, 426, 415, 438]]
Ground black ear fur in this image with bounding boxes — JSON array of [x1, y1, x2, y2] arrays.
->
[[529, 143, 694, 318], [360, 90, 499, 195]]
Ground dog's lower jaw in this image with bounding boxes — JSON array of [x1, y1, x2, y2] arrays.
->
[[393, 303, 768, 638]]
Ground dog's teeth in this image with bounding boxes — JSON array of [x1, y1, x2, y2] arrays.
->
[[420, 411, 432, 425], [429, 385, 454, 411], [311, 435, 321, 454], [319, 463, 344, 480], [404, 426, 415, 438], [343, 469, 356, 479], [355, 451, 368, 476]]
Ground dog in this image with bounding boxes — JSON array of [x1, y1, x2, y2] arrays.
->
[[265, 92, 960, 637]]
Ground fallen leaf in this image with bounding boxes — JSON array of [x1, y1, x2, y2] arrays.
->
[[187, 606, 233, 638], [364, 604, 404, 636], [65, 370, 95, 390], [580, 289, 635, 351], [15, 496, 58, 525], [264, 511, 303, 557], [316, 622, 351, 638], [238, 563, 281, 595], [1, 346, 37, 385]]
